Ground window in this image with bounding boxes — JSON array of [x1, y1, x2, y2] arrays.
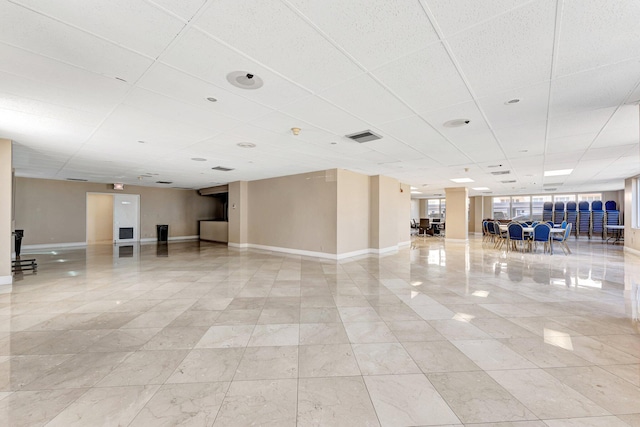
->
[[578, 193, 602, 203], [553, 194, 576, 203], [492, 197, 510, 220], [634, 178, 640, 229], [491, 193, 602, 221], [532, 195, 552, 221], [427, 198, 446, 220], [511, 196, 531, 220]]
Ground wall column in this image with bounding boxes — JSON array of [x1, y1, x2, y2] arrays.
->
[[0, 139, 13, 290], [228, 181, 248, 247], [445, 187, 468, 242]]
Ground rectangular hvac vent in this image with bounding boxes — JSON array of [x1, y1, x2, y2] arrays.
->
[[156, 181, 173, 184], [543, 183, 561, 187], [544, 188, 557, 191], [345, 130, 382, 143], [66, 178, 88, 182], [212, 166, 234, 172], [500, 180, 517, 184], [490, 170, 510, 176], [119, 227, 134, 239]]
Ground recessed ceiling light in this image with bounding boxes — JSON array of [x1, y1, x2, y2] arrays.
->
[[505, 98, 520, 104], [411, 191, 421, 194], [544, 169, 573, 177], [237, 142, 256, 148], [227, 71, 264, 90], [410, 186, 418, 190], [191, 157, 207, 161], [443, 119, 471, 128], [450, 178, 474, 183], [472, 187, 490, 191], [206, 97, 217, 102]]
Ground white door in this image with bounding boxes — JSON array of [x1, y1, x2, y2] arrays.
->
[[113, 194, 140, 243]]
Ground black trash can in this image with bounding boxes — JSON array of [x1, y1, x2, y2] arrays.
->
[[14, 229, 24, 257], [156, 225, 169, 242]]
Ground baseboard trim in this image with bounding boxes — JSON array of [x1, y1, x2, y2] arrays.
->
[[239, 243, 338, 260], [0, 275, 13, 286], [229, 243, 405, 260], [445, 238, 469, 243], [398, 240, 411, 247], [624, 246, 640, 257], [22, 242, 87, 250], [140, 235, 199, 243]]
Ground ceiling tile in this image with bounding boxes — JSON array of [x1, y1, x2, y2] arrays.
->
[[555, 0, 640, 76], [478, 82, 550, 129], [319, 75, 414, 124], [446, 0, 556, 97], [12, 0, 186, 57], [372, 42, 472, 114], [550, 59, 640, 117], [0, 1, 152, 82], [194, 0, 363, 92], [285, 0, 439, 69], [148, 0, 207, 20], [162, 28, 311, 108], [424, 0, 533, 37], [545, 133, 597, 154], [547, 107, 615, 139], [279, 96, 370, 135]]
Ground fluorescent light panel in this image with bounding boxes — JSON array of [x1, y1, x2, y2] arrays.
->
[[450, 178, 474, 183], [472, 187, 490, 191], [544, 169, 573, 177]]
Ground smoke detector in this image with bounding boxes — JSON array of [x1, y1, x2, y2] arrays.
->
[[226, 71, 264, 90]]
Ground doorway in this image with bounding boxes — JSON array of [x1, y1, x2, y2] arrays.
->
[[86, 193, 140, 244]]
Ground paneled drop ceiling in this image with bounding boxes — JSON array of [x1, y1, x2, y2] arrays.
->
[[1, 0, 639, 197]]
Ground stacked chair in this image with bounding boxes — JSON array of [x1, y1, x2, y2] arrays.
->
[[578, 201, 591, 238], [605, 201, 620, 240], [565, 202, 578, 237], [591, 201, 605, 239], [542, 202, 553, 222], [553, 202, 565, 224]]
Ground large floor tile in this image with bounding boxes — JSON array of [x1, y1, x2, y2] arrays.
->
[[298, 376, 379, 426], [214, 379, 297, 426], [352, 342, 421, 375], [166, 348, 243, 383], [364, 374, 460, 426], [234, 345, 298, 380], [403, 341, 481, 373], [299, 343, 360, 377]]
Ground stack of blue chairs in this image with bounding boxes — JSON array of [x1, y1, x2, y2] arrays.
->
[[605, 201, 620, 239], [565, 202, 577, 237], [591, 200, 605, 239], [553, 202, 565, 224], [578, 201, 590, 237], [542, 202, 553, 222]]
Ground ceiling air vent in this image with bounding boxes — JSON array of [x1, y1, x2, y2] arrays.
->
[[156, 181, 173, 184], [500, 180, 516, 184], [491, 170, 510, 176], [345, 130, 382, 143], [543, 183, 561, 187], [544, 188, 557, 191], [66, 178, 88, 182], [212, 166, 234, 172]]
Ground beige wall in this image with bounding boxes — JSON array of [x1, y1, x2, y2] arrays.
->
[[624, 177, 640, 252], [15, 177, 216, 245], [247, 170, 338, 253], [0, 139, 12, 285], [445, 187, 468, 240], [228, 181, 248, 245], [336, 169, 370, 254], [398, 183, 411, 243], [86, 194, 113, 244], [368, 175, 406, 249]]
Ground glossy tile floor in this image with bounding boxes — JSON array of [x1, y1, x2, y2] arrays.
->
[[2, 236, 639, 426]]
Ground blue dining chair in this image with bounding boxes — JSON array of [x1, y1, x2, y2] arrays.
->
[[561, 220, 567, 229], [532, 223, 551, 253], [553, 223, 572, 255], [507, 222, 525, 252]]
